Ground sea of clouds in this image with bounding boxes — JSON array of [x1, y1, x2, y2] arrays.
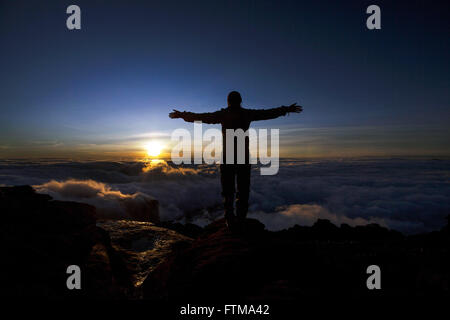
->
[[0, 158, 449, 234]]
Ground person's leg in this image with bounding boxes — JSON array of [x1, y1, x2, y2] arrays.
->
[[236, 164, 251, 220], [220, 164, 236, 219]]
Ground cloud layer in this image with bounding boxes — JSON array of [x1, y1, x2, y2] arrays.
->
[[1, 158, 449, 233]]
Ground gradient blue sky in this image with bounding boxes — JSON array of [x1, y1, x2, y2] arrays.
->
[[0, 0, 449, 158]]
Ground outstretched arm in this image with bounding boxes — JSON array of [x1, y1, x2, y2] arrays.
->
[[169, 109, 222, 124], [249, 103, 303, 121]]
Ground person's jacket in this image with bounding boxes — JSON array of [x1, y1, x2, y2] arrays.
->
[[179, 106, 292, 164]]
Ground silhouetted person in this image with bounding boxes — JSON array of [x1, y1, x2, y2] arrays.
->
[[169, 91, 302, 230]]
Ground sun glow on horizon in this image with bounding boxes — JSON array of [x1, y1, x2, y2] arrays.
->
[[145, 141, 164, 157]]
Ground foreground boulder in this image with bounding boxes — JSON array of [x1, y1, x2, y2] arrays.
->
[[0, 186, 132, 298], [98, 220, 193, 297]]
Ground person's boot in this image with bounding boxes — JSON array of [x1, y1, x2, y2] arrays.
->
[[235, 215, 246, 234], [236, 204, 248, 233], [223, 196, 236, 231], [226, 214, 239, 233], [224, 205, 237, 231]]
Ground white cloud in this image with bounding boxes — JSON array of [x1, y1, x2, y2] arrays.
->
[[34, 179, 159, 222]]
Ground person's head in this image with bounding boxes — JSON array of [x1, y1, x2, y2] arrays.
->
[[227, 91, 242, 108]]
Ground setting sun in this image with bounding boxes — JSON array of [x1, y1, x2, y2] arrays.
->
[[145, 141, 163, 157]]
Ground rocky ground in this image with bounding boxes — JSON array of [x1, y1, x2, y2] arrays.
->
[[143, 218, 449, 300], [0, 185, 190, 298], [1, 186, 448, 299]]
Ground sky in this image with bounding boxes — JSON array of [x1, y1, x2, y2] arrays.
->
[[0, 0, 449, 159]]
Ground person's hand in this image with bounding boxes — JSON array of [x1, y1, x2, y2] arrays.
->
[[283, 103, 303, 113], [169, 109, 183, 119]]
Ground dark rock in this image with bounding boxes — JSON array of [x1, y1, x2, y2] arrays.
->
[[157, 221, 204, 239], [122, 197, 160, 223], [97, 219, 193, 297], [143, 217, 449, 300], [0, 185, 133, 298]]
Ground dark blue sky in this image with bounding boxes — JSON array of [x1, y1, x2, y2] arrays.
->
[[0, 0, 449, 158]]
